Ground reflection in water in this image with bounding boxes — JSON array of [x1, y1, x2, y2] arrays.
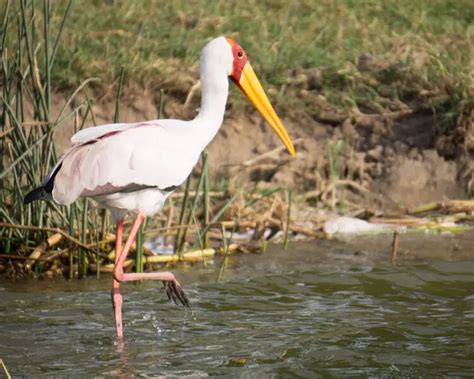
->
[[0, 234, 473, 376], [112, 339, 130, 379], [115, 337, 125, 354]]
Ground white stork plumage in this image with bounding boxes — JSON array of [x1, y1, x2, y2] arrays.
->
[[24, 36, 295, 339]]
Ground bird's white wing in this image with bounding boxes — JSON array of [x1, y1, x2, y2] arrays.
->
[[52, 120, 202, 205], [70, 121, 157, 144], [41, 121, 152, 187]]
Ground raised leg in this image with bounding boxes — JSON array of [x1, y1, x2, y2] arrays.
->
[[119, 271, 189, 306], [111, 213, 189, 338], [111, 218, 124, 338]]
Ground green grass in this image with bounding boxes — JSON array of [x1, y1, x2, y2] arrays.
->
[[3, 0, 471, 111]]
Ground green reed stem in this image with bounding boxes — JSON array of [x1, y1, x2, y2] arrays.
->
[[92, 210, 100, 279], [158, 88, 164, 118], [175, 176, 191, 256], [200, 188, 244, 238], [190, 207, 203, 249], [114, 66, 125, 123], [244, 187, 282, 208], [202, 150, 210, 248], [20, 0, 47, 118], [100, 209, 108, 243], [4, 229, 12, 254], [67, 206, 74, 280], [54, 77, 100, 124], [48, 0, 72, 70], [0, 0, 100, 268], [0, 98, 91, 180], [178, 160, 207, 253], [83, 88, 98, 126], [217, 224, 231, 282], [79, 198, 89, 278], [283, 189, 292, 250], [43, 0, 51, 114], [0, 1, 10, 50], [135, 221, 145, 274]]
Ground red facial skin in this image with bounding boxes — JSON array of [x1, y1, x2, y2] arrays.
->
[[226, 37, 248, 88]]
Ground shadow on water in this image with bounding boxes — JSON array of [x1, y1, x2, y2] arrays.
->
[[0, 230, 473, 376]]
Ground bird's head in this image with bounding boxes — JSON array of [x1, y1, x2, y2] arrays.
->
[[201, 37, 295, 156]]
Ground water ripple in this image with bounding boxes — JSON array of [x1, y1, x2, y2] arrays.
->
[[0, 260, 472, 376]]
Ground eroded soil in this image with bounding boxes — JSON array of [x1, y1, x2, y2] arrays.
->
[[44, 82, 474, 212]]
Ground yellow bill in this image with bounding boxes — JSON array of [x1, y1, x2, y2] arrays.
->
[[237, 63, 295, 156]]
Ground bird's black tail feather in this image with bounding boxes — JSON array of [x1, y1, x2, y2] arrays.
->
[[23, 186, 51, 205], [23, 162, 61, 205]]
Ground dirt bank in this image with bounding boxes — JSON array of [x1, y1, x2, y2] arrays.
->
[[46, 80, 473, 213]]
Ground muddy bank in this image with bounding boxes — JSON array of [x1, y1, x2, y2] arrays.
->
[[45, 81, 473, 212]]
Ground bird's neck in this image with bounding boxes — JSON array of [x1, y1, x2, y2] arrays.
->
[[194, 67, 229, 147]]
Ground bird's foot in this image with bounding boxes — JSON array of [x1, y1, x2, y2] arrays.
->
[[114, 270, 190, 307], [163, 278, 189, 307]]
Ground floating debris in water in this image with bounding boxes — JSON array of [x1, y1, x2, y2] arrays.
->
[[144, 236, 174, 256], [324, 216, 394, 236]]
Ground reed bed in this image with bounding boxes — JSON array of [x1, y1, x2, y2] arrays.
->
[[1, 1, 473, 280], [0, 1, 299, 279], [0, 0, 106, 278]]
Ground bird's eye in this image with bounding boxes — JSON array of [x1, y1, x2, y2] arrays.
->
[[237, 51, 244, 59]]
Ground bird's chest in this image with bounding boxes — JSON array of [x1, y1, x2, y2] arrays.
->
[[95, 187, 171, 216]]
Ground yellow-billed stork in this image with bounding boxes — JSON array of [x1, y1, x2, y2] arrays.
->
[[24, 36, 295, 339]]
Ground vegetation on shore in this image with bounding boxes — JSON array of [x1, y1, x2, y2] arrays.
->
[[20, 1, 474, 123], [0, 0, 473, 279]]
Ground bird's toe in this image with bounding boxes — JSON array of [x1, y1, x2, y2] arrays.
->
[[163, 280, 189, 307]]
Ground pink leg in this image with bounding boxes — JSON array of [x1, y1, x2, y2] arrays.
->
[[111, 219, 124, 338], [112, 213, 189, 337]]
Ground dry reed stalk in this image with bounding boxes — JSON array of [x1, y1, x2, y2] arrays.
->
[[0, 359, 11, 379], [184, 80, 201, 109], [0, 127, 14, 138], [170, 191, 226, 199], [266, 217, 320, 238], [21, 121, 52, 127], [145, 248, 216, 263], [440, 200, 474, 213], [321, 179, 368, 201], [227, 243, 240, 253], [220, 220, 257, 229], [96, 259, 134, 273], [411, 200, 474, 214], [369, 217, 425, 226], [0, 253, 63, 262], [24, 232, 62, 270], [164, 197, 175, 246], [144, 255, 179, 264], [85, 234, 116, 248], [145, 224, 197, 236], [304, 179, 368, 201], [205, 230, 225, 240], [237, 138, 303, 167], [0, 223, 102, 256], [181, 248, 216, 262], [107, 242, 154, 261]]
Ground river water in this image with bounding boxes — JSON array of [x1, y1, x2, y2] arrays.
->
[[1, 231, 473, 377]]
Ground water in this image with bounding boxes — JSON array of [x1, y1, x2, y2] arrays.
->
[[0, 232, 473, 377]]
